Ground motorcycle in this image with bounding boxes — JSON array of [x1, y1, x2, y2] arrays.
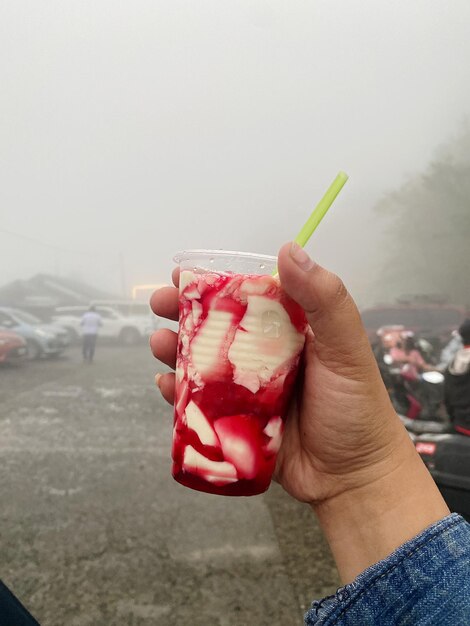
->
[[375, 329, 470, 520], [391, 360, 470, 521], [382, 354, 446, 421], [402, 417, 470, 522]]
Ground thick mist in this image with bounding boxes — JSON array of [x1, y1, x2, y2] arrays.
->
[[1, 1, 470, 307]]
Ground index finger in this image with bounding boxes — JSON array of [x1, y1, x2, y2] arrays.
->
[[150, 286, 179, 320], [172, 267, 180, 288]]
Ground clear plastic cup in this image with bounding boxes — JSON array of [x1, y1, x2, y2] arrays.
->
[[172, 250, 308, 496]]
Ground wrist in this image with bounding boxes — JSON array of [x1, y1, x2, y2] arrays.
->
[[312, 432, 450, 584]]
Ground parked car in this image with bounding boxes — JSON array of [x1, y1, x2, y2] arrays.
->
[[51, 305, 154, 345], [0, 307, 69, 359], [91, 299, 159, 331], [361, 303, 466, 349], [0, 329, 28, 364]]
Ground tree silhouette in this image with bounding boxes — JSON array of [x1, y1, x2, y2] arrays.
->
[[375, 126, 470, 306]]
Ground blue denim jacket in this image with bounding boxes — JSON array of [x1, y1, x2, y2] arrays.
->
[[305, 513, 470, 625]]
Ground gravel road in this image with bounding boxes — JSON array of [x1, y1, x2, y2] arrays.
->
[[0, 345, 338, 626]]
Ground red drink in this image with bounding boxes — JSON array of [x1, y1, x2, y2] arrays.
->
[[172, 251, 307, 496]]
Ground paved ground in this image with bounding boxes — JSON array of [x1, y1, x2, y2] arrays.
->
[[0, 344, 339, 626]]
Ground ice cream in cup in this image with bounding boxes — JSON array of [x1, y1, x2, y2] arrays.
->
[[170, 171, 348, 496], [172, 250, 308, 496]]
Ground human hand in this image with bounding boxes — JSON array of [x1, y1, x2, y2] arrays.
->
[[149, 266, 180, 406], [149, 243, 448, 582], [149, 243, 407, 503], [274, 243, 447, 583], [272, 242, 411, 504]]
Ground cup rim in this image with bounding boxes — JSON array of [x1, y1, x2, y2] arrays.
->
[[173, 249, 277, 264]]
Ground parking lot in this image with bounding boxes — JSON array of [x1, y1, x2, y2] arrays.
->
[[0, 344, 338, 626]]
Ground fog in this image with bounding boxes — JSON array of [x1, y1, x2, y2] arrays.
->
[[1, 0, 470, 306]]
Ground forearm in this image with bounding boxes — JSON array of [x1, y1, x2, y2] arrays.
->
[[312, 431, 449, 584]]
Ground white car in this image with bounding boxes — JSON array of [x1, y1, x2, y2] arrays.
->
[[52, 306, 154, 345], [91, 299, 160, 332]]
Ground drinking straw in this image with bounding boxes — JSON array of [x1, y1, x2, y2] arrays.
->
[[294, 171, 348, 247], [273, 170, 348, 275]]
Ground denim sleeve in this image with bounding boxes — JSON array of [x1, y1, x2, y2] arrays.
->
[[305, 513, 470, 625]]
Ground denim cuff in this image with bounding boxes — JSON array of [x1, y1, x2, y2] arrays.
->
[[305, 513, 470, 625]]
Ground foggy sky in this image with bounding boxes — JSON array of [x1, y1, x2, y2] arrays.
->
[[1, 1, 470, 305]]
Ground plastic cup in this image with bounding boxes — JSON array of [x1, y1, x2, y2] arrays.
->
[[171, 249, 308, 496]]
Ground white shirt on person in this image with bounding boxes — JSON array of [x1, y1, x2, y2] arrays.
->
[[81, 311, 102, 335]]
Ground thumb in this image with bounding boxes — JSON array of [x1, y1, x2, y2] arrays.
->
[[277, 242, 372, 368]]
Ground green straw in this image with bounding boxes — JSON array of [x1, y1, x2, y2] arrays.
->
[[273, 170, 348, 275], [294, 171, 348, 246]]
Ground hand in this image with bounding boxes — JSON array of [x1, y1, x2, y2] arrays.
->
[[274, 243, 448, 582], [272, 243, 412, 503], [149, 266, 180, 405], [149, 242, 408, 500], [150, 242, 449, 582]]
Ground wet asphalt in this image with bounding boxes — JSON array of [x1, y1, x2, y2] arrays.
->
[[0, 343, 338, 626]]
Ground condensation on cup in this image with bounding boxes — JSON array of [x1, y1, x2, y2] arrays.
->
[[172, 250, 308, 496]]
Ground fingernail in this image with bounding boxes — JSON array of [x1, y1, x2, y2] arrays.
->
[[155, 373, 162, 389], [290, 242, 315, 271]]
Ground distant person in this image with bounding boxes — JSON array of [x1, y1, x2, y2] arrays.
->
[[80, 305, 102, 363], [390, 334, 432, 373], [439, 329, 464, 371], [445, 319, 470, 436]]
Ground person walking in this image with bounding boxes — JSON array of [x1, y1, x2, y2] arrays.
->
[[80, 305, 102, 363]]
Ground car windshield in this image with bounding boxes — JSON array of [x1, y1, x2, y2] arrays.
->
[[56, 308, 85, 316], [118, 303, 151, 316], [97, 308, 119, 319], [130, 303, 151, 316], [11, 309, 41, 325]]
